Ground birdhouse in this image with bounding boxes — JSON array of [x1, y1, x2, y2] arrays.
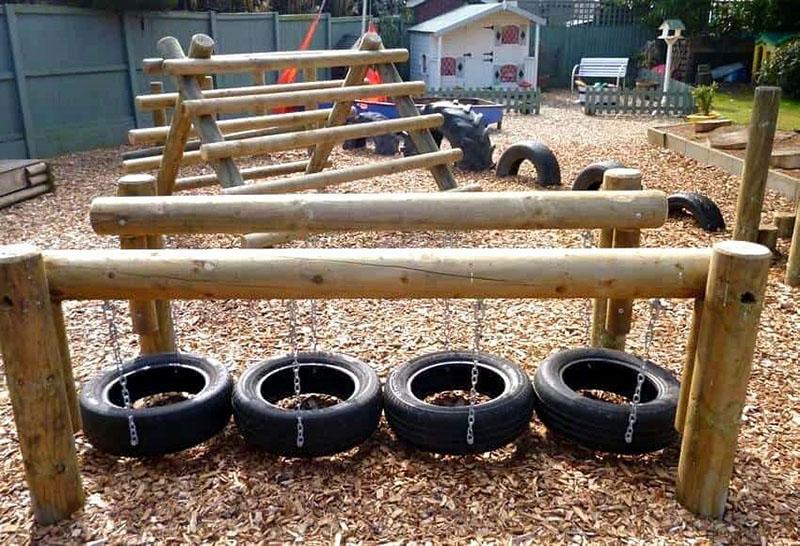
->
[[658, 19, 685, 41]]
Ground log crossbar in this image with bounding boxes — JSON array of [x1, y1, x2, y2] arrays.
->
[[183, 82, 426, 116], [144, 48, 409, 75], [200, 114, 442, 160], [37, 247, 711, 301], [90, 191, 668, 236], [136, 80, 345, 111], [173, 160, 319, 192], [129, 109, 334, 146]]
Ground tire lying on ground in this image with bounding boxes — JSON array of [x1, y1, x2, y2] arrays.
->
[[342, 111, 400, 155], [80, 352, 232, 457], [667, 191, 726, 232], [402, 101, 495, 171], [233, 351, 381, 457], [532, 348, 679, 454], [495, 140, 561, 186], [384, 350, 534, 455], [571, 159, 624, 190]]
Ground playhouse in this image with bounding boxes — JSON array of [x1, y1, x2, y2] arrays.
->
[[408, 1, 544, 90]]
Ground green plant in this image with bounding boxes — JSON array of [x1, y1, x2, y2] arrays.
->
[[692, 82, 718, 115], [758, 40, 800, 100]]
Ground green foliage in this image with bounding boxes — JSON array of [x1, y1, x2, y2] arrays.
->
[[758, 40, 800, 99], [692, 82, 718, 115]]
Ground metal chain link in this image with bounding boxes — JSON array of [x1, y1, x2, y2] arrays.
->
[[287, 300, 304, 448], [165, 234, 180, 351], [466, 298, 484, 446], [624, 298, 664, 444], [102, 301, 139, 447], [441, 231, 456, 350], [579, 230, 595, 344]]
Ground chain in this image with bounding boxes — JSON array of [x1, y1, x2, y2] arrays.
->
[[287, 300, 304, 448], [165, 234, 180, 351], [441, 231, 456, 350], [466, 299, 484, 446], [579, 231, 595, 344], [624, 298, 664, 444], [102, 301, 139, 447]]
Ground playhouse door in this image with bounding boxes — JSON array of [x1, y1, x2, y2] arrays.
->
[[464, 57, 493, 88]]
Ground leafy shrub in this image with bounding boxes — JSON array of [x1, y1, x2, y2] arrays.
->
[[759, 40, 800, 100], [692, 83, 718, 115]]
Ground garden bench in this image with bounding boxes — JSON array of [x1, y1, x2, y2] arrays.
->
[[570, 57, 629, 91]]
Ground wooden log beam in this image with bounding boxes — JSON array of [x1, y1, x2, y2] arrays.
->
[[183, 81, 426, 117], [149, 81, 167, 126], [677, 241, 770, 518], [136, 80, 344, 111], [50, 301, 81, 433], [158, 35, 243, 191], [675, 297, 703, 433], [173, 160, 317, 192], [125, 149, 203, 174], [152, 48, 409, 76], [90, 190, 668, 236], [732, 87, 781, 242], [141, 48, 357, 74], [129, 109, 333, 146], [41, 247, 711, 302], [786, 201, 800, 286], [0, 244, 84, 524], [306, 33, 382, 174], [223, 149, 462, 195], [200, 114, 441, 160], [375, 60, 457, 190]]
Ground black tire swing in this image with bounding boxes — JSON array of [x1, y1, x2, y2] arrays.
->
[[232, 300, 382, 457], [384, 299, 535, 455], [532, 295, 680, 454], [79, 301, 233, 457]]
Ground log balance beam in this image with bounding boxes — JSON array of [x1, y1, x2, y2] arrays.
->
[[90, 191, 668, 235], [0, 241, 770, 524]]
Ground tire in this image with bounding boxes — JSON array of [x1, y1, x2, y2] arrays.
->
[[532, 348, 679, 454], [343, 112, 399, 155], [79, 352, 232, 457], [401, 102, 494, 171], [496, 140, 561, 186], [233, 351, 382, 457], [384, 351, 534, 455], [667, 191, 726, 232], [571, 159, 624, 191]]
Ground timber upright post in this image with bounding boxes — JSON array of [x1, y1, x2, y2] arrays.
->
[[732, 86, 781, 242], [676, 240, 770, 518], [149, 81, 167, 127], [0, 245, 84, 524], [591, 168, 642, 349], [786, 200, 800, 286], [117, 175, 175, 353]]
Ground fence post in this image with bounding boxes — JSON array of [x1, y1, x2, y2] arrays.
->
[[732, 87, 781, 242], [5, 4, 36, 158], [0, 244, 84, 524], [676, 241, 770, 518]]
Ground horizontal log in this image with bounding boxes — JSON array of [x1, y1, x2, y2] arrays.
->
[[150, 49, 408, 76], [40, 247, 710, 301], [129, 109, 333, 145], [223, 149, 462, 195], [183, 82, 425, 116], [28, 173, 50, 186], [25, 162, 48, 176], [123, 149, 203, 174], [90, 190, 668, 236], [201, 114, 441, 160], [173, 160, 320, 192], [136, 80, 344, 111]]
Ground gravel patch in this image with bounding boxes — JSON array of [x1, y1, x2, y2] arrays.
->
[[0, 94, 798, 545]]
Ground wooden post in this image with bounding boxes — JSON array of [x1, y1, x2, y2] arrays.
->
[[156, 34, 243, 194], [117, 175, 175, 353], [732, 87, 781, 242], [592, 168, 642, 348], [676, 241, 770, 518], [675, 298, 703, 433], [774, 211, 795, 239], [50, 301, 81, 433], [787, 200, 800, 286], [251, 70, 267, 115], [0, 244, 84, 524], [305, 33, 382, 174], [149, 81, 167, 127]]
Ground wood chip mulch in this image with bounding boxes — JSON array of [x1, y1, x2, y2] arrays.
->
[[0, 92, 798, 545]]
